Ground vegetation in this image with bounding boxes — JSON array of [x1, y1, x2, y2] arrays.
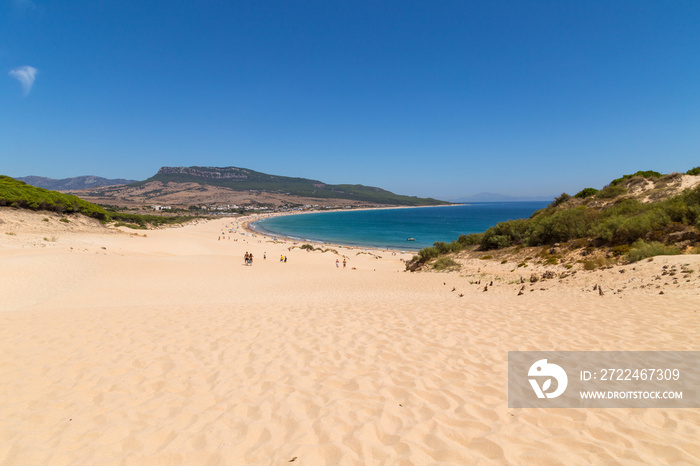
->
[[0, 175, 197, 228], [611, 245, 631, 256], [627, 240, 680, 262], [688, 167, 700, 176], [108, 212, 198, 229], [296, 243, 339, 254], [574, 187, 599, 198], [551, 193, 571, 207], [610, 170, 662, 186], [472, 185, 700, 252], [433, 257, 460, 271], [582, 257, 608, 270], [1, 175, 108, 219], [596, 184, 627, 199], [408, 168, 700, 270]]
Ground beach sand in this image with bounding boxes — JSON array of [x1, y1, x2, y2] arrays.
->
[[1, 209, 699, 465]]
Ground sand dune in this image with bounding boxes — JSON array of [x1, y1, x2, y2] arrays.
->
[[1, 210, 698, 464]]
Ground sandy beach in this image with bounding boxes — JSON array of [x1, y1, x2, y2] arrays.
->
[[1, 208, 699, 465]]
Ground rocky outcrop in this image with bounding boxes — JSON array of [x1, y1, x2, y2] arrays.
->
[[157, 166, 250, 181]]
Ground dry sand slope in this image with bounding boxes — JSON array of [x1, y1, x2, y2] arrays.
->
[[1, 211, 699, 465]]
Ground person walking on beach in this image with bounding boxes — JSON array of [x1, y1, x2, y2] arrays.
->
[[280, 254, 284, 262], [336, 259, 339, 268], [343, 258, 347, 268], [249, 253, 253, 265], [244, 252, 250, 265]]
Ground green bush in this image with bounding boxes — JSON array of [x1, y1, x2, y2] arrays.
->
[[551, 192, 572, 207], [418, 247, 440, 262], [612, 245, 631, 256], [527, 207, 594, 245], [583, 260, 597, 271], [433, 257, 460, 270], [480, 219, 528, 250], [596, 184, 627, 199], [596, 199, 644, 219], [686, 167, 700, 176], [457, 233, 482, 245], [114, 221, 148, 230], [481, 234, 511, 250], [109, 212, 195, 228], [610, 170, 663, 186], [433, 241, 450, 254], [574, 188, 599, 198], [660, 197, 693, 224], [414, 237, 468, 266], [593, 207, 670, 244], [627, 240, 680, 262], [582, 257, 607, 270]]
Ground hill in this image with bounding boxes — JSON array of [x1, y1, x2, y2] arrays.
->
[[17, 175, 136, 191], [0, 175, 198, 229], [1, 175, 109, 219], [138, 166, 449, 206], [70, 166, 450, 209], [409, 168, 700, 270]]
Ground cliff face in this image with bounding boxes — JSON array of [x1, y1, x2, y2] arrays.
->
[[156, 166, 251, 181]]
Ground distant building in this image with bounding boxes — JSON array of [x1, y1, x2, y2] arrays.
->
[[152, 205, 172, 211]]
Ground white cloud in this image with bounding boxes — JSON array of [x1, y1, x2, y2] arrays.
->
[[9, 66, 38, 96]]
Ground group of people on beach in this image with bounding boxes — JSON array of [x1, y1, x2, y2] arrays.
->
[[243, 252, 270, 265]]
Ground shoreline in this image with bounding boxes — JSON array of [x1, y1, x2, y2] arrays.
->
[[243, 203, 481, 253], [241, 205, 466, 253], [240, 213, 420, 255]]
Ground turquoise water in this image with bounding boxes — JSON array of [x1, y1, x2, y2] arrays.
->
[[251, 202, 549, 250]]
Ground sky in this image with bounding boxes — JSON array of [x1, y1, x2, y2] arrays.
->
[[2, 1, 699, 201]]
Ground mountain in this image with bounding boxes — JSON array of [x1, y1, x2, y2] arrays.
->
[[454, 192, 555, 203], [136, 166, 450, 206], [17, 175, 136, 191]]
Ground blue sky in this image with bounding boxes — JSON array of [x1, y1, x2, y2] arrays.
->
[[2, 1, 699, 200]]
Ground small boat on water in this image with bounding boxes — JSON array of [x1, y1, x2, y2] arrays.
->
[[406, 238, 416, 242]]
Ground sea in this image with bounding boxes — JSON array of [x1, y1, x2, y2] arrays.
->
[[250, 202, 549, 251]]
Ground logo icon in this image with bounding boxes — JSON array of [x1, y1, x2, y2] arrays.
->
[[528, 359, 568, 398]]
